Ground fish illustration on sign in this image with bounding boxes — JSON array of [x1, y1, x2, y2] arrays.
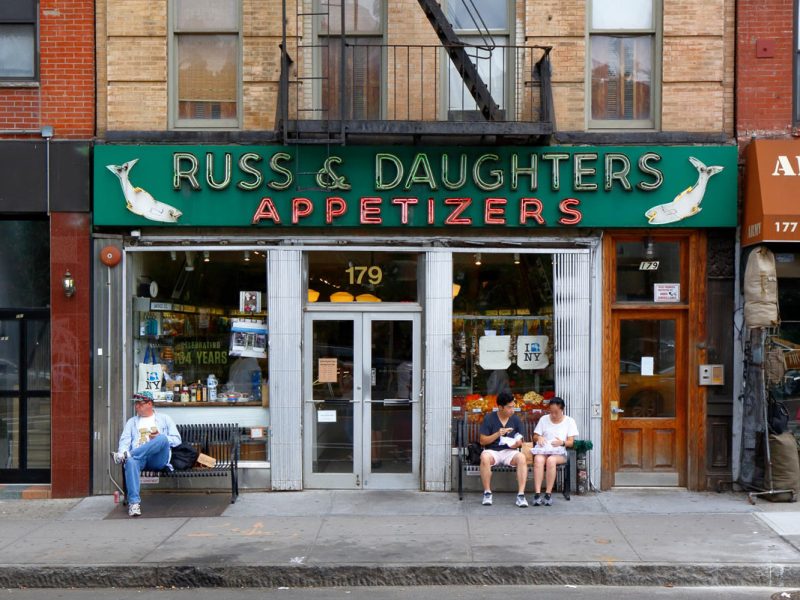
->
[[644, 157, 723, 225], [106, 159, 183, 223]]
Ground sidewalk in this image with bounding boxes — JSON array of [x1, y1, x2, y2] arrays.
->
[[0, 489, 798, 589]]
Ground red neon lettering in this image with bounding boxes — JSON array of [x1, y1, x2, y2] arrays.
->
[[444, 198, 472, 225], [484, 197, 507, 225], [392, 197, 418, 225], [252, 197, 282, 224], [428, 197, 435, 225], [326, 197, 347, 224], [519, 198, 545, 225], [360, 197, 383, 224], [291, 197, 314, 224], [558, 198, 583, 226]]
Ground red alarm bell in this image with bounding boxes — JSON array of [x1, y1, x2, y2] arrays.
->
[[100, 245, 122, 267]]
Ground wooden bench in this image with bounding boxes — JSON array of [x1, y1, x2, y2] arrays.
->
[[456, 414, 572, 501], [122, 423, 240, 504]]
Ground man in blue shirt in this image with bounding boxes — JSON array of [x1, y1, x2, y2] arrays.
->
[[111, 393, 181, 517], [479, 391, 528, 507]]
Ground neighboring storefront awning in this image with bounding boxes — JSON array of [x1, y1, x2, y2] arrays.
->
[[743, 139, 800, 246]]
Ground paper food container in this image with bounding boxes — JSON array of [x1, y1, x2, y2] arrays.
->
[[196, 453, 217, 468]]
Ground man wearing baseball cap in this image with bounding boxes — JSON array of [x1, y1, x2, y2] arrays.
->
[[111, 392, 181, 517]]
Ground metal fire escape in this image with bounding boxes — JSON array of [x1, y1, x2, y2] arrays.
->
[[415, 0, 500, 122], [276, 0, 554, 145]]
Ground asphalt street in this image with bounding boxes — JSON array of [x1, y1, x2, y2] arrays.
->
[[0, 586, 796, 600]]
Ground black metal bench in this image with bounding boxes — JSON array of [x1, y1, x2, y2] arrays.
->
[[122, 423, 240, 504], [456, 414, 571, 501]]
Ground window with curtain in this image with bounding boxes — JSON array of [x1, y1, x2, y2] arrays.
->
[[319, 0, 383, 120], [589, 0, 657, 128], [445, 0, 509, 120], [172, 0, 240, 128], [0, 0, 37, 80]]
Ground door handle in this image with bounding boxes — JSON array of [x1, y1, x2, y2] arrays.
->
[[610, 400, 624, 421]]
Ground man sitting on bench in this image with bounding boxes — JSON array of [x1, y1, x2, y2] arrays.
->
[[111, 393, 181, 517], [479, 391, 528, 508]]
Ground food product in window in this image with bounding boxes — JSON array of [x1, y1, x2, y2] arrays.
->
[[522, 390, 544, 407]]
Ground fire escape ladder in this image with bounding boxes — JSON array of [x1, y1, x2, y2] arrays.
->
[[415, 0, 501, 121]]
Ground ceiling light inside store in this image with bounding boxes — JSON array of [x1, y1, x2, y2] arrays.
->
[[356, 293, 381, 303], [184, 251, 195, 272], [474, 252, 481, 266], [170, 251, 177, 261], [330, 291, 354, 302], [514, 253, 520, 265], [244, 250, 251, 262], [203, 250, 210, 263]]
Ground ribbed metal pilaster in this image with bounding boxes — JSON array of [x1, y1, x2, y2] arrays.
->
[[268, 249, 303, 490], [553, 251, 594, 476], [423, 251, 453, 491]]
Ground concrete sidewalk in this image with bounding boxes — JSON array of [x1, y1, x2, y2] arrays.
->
[[0, 489, 798, 588]]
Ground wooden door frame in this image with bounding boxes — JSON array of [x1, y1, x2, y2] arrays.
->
[[601, 230, 707, 490]]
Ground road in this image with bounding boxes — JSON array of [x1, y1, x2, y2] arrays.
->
[[0, 587, 795, 600]]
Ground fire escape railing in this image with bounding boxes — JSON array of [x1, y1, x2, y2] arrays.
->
[[277, 42, 554, 142]]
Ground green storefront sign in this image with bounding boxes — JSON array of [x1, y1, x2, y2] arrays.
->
[[94, 145, 737, 228]]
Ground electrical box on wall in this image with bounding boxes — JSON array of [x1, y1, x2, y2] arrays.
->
[[699, 364, 724, 386]]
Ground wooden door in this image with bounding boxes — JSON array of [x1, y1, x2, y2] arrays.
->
[[608, 311, 687, 486]]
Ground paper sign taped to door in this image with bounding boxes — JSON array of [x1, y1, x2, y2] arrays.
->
[[318, 358, 338, 383], [317, 410, 337, 423], [641, 356, 654, 376]]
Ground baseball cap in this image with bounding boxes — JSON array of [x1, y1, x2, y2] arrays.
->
[[133, 392, 154, 403]]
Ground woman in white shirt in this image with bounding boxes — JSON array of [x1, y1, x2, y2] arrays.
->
[[531, 396, 578, 506]]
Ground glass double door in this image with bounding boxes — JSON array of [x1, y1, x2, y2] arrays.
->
[[303, 312, 421, 489]]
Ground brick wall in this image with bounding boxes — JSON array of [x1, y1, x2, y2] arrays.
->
[[0, 0, 95, 139], [100, 2, 734, 132], [736, 0, 795, 138]]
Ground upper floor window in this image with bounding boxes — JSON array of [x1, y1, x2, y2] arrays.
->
[[0, 0, 37, 80], [170, 0, 240, 128], [446, 0, 510, 120], [589, 0, 658, 129], [318, 0, 384, 120]]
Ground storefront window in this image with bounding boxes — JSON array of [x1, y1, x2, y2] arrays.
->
[[452, 252, 555, 420], [772, 251, 800, 443], [616, 239, 682, 302], [130, 250, 268, 461], [307, 252, 420, 303], [0, 220, 50, 308]]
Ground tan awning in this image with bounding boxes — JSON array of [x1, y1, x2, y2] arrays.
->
[[743, 139, 800, 246]]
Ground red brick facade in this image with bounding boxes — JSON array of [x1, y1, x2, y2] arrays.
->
[[0, 1, 94, 496], [736, 0, 795, 138], [0, 0, 94, 138]]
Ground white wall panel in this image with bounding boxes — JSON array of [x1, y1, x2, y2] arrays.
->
[[268, 249, 303, 490], [424, 251, 453, 491]]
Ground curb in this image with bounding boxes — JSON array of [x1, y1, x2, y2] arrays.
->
[[0, 563, 799, 588]]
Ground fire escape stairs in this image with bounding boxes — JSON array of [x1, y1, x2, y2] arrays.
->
[[415, 0, 501, 122]]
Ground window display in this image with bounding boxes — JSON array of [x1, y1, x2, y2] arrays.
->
[[452, 252, 555, 424], [129, 249, 269, 463]]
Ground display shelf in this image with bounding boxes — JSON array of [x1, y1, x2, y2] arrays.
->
[[154, 401, 263, 407]]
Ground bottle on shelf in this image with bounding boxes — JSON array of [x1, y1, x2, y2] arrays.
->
[[181, 384, 189, 403], [207, 374, 218, 402]]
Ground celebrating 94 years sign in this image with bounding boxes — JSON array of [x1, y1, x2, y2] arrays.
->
[[94, 145, 737, 228]]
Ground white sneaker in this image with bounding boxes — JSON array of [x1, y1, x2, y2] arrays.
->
[[516, 494, 529, 508], [110, 450, 129, 465], [482, 491, 493, 506], [128, 503, 141, 517]]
